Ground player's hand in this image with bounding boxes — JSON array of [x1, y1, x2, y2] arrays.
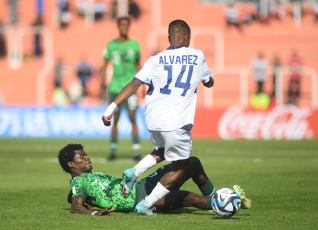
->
[[95, 206, 115, 215], [102, 115, 112, 126]]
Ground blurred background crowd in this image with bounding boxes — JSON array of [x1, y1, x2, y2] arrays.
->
[[0, 0, 317, 110]]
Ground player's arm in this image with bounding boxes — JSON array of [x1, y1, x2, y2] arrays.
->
[[100, 60, 110, 99], [203, 77, 214, 88], [71, 197, 115, 215], [102, 78, 142, 126]]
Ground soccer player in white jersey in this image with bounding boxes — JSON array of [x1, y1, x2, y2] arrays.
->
[[102, 19, 215, 215]]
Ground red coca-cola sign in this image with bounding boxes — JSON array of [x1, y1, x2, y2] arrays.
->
[[218, 105, 314, 140]]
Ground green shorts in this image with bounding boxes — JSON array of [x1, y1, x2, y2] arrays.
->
[[109, 92, 138, 113], [135, 164, 181, 206]]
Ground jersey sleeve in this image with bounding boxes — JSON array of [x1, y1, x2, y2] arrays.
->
[[134, 58, 154, 85], [201, 52, 212, 83], [103, 42, 112, 61], [71, 180, 87, 201]]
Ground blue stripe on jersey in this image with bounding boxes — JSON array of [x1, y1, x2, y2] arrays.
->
[[134, 77, 148, 85], [181, 124, 193, 131], [147, 80, 154, 96], [166, 45, 185, 50]]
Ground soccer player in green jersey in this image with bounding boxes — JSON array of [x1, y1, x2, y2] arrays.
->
[[101, 16, 141, 161], [58, 143, 219, 215]]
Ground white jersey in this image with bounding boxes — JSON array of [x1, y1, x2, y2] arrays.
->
[[135, 45, 212, 131]]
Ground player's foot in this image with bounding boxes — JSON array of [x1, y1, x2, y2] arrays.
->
[[135, 199, 156, 215], [107, 154, 116, 161], [120, 168, 137, 198], [233, 185, 252, 209], [133, 155, 141, 161]]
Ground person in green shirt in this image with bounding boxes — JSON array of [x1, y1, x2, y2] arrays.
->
[[101, 16, 141, 161], [58, 143, 218, 216]]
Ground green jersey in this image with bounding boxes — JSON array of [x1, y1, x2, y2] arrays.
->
[[71, 172, 136, 212], [103, 39, 140, 93]]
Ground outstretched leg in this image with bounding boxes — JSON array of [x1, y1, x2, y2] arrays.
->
[[153, 190, 211, 212]]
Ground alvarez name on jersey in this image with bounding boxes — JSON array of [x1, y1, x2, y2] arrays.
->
[[135, 45, 212, 131]]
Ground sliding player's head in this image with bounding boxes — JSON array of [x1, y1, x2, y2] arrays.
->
[[168, 20, 191, 47], [58, 144, 92, 176], [117, 16, 131, 38]]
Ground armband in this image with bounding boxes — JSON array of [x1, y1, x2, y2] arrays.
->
[[91, 211, 98, 216]]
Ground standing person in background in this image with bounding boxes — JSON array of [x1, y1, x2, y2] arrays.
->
[[100, 16, 141, 161], [76, 58, 93, 99], [251, 51, 267, 94], [32, 15, 43, 59], [287, 50, 303, 105], [0, 21, 6, 59], [271, 54, 281, 99]]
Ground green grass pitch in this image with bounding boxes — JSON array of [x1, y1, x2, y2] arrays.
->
[[0, 138, 317, 229]]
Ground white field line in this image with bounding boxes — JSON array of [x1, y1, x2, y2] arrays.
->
[[0, 157, 135, 163]]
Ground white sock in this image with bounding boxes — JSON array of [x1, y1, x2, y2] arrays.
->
[[134, 154, 157, 177], [145, 182, 170, 206]]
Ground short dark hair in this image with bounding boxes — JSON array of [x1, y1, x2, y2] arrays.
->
[[168, 19, 191, 36], [117, 16, 130, 25], [58, 144, 83, 173]]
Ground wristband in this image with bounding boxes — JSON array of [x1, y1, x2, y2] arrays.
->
[[103, 102, 117, 118], [91, 211, 98, 216]]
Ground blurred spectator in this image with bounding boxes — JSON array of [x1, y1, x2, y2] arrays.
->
[[129, 0, 141, 20], [0, 21, 6, 59], [110, 0, 141, 20], [313, 0, 318, 23], [76, 58, 93, 98], [250, 92, 270, 110], [0, 91, 3, 105], [32, 16, 43, 59], [76, 0, 88, 17], [271, 55, 282, 98], [287, 50, 303, 105], [269, 0, 285, 20], [52, 87, 69, 106], [69, 79, 82, 104], [54, 58, 64, 88], [8, 0, 19, 25], [94, 0, 107, 21], [36, 0, 44, 17], [110, 0, 118, 20], [251, 52, 267, 94], [224, 2, 242, 31], [58, 0, 72, 29]]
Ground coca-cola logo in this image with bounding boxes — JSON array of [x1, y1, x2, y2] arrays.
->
[[218, 105, 314, 140]]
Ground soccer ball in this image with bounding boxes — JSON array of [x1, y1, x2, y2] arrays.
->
[[211, 188, 241, 218]]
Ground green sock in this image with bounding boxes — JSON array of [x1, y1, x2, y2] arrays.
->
[[199, 179, 215, 196], [206, 196, 212, 210], [110, 136, 117, 155], [132, 136, 140, 156]]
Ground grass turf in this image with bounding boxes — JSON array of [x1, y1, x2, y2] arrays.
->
[[0, 139, 317, 229]]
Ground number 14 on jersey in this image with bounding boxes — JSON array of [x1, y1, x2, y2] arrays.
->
[[160, 65, 194, 96]]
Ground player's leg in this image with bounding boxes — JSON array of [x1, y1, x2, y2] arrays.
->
[[128, 110, 140, 160], [108, 93, 120, 160], [136, 129, 192, 215], [127, 93, 141, 160], [120, 148, 164, 198], [153, 191, 211, 212]]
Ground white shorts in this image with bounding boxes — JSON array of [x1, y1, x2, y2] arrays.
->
[[150, 129, 192, 162]]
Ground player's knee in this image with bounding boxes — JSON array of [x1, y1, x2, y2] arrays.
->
[[189, 156, 202, 169]]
